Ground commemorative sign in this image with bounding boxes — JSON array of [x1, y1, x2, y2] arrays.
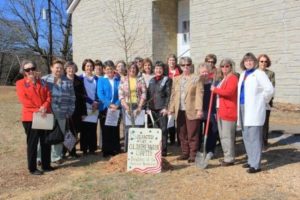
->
[[127, 128, 162, 173]]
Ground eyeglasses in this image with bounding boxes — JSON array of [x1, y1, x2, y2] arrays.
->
[[260, 60, 268, 63], [24, 67, 36, 72], [180, 64, 191, 67], [207, 60, 215, 64], [221, 65, 231, 68]]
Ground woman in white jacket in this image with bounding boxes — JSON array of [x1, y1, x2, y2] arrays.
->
[[237, 52, 274, 173]]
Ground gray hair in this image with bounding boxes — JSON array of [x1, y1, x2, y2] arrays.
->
[[64, 61, 78, 73], [196, 62, 211, 74], [179, 56, 193, 65], [179, 56, 194, 73], [220, 58, 236, 73], [19, 60, 37, 74]]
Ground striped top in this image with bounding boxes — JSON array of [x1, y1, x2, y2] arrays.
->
[[42, 74, 75, 119]]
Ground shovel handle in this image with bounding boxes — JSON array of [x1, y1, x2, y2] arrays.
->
[[204, 91, 214, 137]]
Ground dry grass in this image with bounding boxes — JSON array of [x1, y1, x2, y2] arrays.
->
[[0, 86, 299, 200]]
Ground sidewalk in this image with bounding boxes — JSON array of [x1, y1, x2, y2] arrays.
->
[[269, 124, 300, 149]]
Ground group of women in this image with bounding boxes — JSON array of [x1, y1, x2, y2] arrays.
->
[[16, 52, 274, 175]]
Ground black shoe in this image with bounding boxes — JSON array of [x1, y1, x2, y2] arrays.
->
[[247, 167, 261, 173], [42, 166, 56, 172], [82, 150, 88, 155], [30, 169, 44, 175], [219, 160, 234, 167], [70, 153, 80, 158], [103, 152, 110, 158], [53, 159, 64, 165], [162, 152, 167, 157], [242, 163, 251, 168], [177, 155, 189, 160]]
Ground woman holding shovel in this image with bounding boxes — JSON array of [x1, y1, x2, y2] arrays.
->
[[211, 58, 238, 166]]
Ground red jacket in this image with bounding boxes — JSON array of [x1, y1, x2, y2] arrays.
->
[[16, 78, 51, 122], [213, 74, 238, 121]]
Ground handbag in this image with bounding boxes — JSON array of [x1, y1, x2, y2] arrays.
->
[[32, 112, 54, 130], [63, 119, 76, 151], [45, 120, 64, 145]]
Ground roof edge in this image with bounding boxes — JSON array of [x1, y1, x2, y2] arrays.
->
[[67, 0, 80, 14]]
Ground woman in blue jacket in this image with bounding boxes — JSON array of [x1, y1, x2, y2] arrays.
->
[[97, 61, 121, 157]]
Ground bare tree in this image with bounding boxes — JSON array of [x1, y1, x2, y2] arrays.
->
[[104, 0, 140, 63], [1, 0, 72, 72]]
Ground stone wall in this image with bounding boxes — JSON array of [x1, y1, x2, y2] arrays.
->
[[190, 0, 300, 103]]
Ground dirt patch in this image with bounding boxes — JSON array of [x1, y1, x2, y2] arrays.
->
[[1, 86, 300, 200], [274, 102, 300, 112]]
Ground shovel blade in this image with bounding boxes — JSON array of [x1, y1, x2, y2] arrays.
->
[[196, 151, 211, 169]]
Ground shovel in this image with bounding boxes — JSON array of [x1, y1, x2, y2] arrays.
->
[[196, 91, 214, 169]]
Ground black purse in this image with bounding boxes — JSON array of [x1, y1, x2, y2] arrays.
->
[[45, 120, 64, 145]]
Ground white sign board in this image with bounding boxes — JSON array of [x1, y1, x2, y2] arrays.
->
[[127, 128, 162, 173]]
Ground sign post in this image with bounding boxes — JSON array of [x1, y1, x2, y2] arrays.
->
[[127, 128, 162, 173]]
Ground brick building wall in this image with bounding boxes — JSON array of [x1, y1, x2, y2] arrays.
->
[[152, 0, 178, 62], [190, 0, 300, 103], [72, 0, 153, 67], [71, 0, 300, 104]]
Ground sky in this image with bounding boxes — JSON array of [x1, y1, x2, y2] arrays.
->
[[0, 0, 70, 53]]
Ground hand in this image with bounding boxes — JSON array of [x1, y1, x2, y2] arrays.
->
[[109, 104, 118, 111], [168, 111, 174, 115], [196, 110, 203, 119], [39, 106, 47, 118], [210, 85, 215, 92], [82, 115, 87, 120], [92, 101, 99, 111], [123, 103, 130, 112], [146, 109, 152, 115], [160, 108, 168, 116], [134, 107, 141, 117]]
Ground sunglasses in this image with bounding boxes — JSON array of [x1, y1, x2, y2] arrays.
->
[[24, 67, 36, 72], [260, 60, 268, 63], [180, 64, 191, 67], [221, 65, 231, 68]]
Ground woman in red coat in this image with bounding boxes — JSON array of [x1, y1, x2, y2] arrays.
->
[[16, 60, 53, 175], [211, 58, 238, 166]]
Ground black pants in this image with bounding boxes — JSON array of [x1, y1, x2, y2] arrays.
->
[[263, 110, 271, 146], [151, 110, 168, 154], [100, 110, 121, 156], [80, 122, 97, 153], [198, 115, 219, 153], [168, 127, 176, 144], [22, 122, 51, 172]]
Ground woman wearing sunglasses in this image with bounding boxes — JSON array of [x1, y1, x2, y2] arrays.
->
[[257, 54, 275, 148], [211, 58, 238, 166], [16, 60, 53, 175], [168, 56, 204, 163]]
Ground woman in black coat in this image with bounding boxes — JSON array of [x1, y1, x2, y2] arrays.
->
[[64, 61, 87, 157]]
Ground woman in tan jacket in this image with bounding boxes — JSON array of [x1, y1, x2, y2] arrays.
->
[[168, 57, 204, 163]]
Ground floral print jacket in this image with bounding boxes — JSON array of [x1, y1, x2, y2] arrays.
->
[[118, 75, 147, 105]]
